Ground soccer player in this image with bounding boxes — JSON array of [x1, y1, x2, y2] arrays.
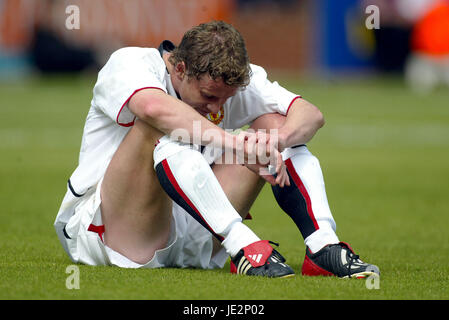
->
[[55, 21, 379, 278]]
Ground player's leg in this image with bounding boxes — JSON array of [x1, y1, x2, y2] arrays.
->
[[209, 157, 264, 254], [254, 113, 379, 278], [207, 116, 291, 275], [207, 113, 289, 256], [207, 113, 337, 253], [281, 146, 379, 278], [273, 146, 339, 252], [212, 158, 265, 219], [154, 147, 259, 257], [246, 113, 339, 250], [100, 119, 172, 264], [154, 140, 294, 277]]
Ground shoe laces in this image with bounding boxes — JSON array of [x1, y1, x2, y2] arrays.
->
[[268, 241, 288, 263], [340, 244, 362, 277], [268, 240, 279, 247]]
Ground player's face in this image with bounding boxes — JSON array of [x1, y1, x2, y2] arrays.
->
[[178, 73, 238, 116]]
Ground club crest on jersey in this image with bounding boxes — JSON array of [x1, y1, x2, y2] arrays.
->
[[206, 106, 224, 125]]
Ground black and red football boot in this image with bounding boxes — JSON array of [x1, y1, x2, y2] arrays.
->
[[230, 240, 295, 278]]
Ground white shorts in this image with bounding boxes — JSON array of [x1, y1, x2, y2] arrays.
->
[[57, 178, 229, 269]]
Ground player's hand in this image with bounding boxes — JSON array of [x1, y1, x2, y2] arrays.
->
[[259, 137, 290, 188], [235, 131, 290, 187]]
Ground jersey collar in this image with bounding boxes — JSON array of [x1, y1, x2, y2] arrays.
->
[[158, 40, 181, 100], [158, 40, 175, 59]]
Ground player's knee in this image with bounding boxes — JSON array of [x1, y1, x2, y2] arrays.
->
[[176, 149, 211, 188], [134, 118, 164, 142]]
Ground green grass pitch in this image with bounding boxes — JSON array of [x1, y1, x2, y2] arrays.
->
[[0, 74, 448, 300]]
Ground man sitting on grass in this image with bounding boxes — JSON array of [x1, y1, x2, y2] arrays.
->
[[55, 21, 379, 279]]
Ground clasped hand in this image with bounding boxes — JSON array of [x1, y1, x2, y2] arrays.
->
[[235, 131, 290, 187]]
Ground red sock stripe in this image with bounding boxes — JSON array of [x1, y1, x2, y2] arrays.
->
[[285, 158, 319, 231], [161, 159, 224, 242]]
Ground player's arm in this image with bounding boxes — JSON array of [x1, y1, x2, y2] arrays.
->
[[277, 97, 325, 151], [128, 88, 236, 148], [129, 88, 288, 186]]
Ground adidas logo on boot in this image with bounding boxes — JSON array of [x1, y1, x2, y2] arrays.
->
[[230, 240, 295, 278]]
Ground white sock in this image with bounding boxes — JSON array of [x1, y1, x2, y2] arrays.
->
[[304, 225, 339, 254], [221, 221, 260, 257], [282, 146, 339, 253], [161, 146, 260, 257]]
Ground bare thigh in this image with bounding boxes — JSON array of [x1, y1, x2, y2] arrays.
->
[[100, 119, 172, 264]]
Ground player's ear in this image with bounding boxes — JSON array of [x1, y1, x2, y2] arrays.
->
[[174, 61, 186, 80]]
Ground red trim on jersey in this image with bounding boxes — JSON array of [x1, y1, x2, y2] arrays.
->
[[161, 159, 224, 242], [117, 87, 166, 127], [88, 224, 105, 242], [285, 158, 319, 230], [286, 96, 302, 115]]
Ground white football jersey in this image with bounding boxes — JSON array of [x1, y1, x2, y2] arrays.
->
[[54, 43, 300, 229]]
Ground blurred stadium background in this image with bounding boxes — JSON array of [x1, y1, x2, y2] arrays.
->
[[1, 0, 448, 299], [1, 0, 448, 86]]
